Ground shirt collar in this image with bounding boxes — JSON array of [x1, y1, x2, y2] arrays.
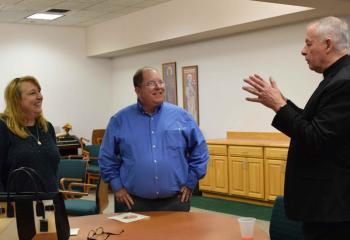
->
[[136, 99, 163, 116], [323, 54, 350, 79]]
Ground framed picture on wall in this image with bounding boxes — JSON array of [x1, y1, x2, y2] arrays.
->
[[162, 62, 177, 104], [182, 65, 199, 124]]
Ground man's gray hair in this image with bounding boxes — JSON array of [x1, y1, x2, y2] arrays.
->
[[310, 16, 350, 52]]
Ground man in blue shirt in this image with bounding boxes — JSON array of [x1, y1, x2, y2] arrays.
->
[[99, 67, 209, 211]]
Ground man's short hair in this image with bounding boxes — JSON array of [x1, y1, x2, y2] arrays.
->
[[133, 67, 158, 87], [311, 16, 350, 52]]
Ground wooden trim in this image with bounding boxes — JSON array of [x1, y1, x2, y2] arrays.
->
[[226, 131, 289, 141]]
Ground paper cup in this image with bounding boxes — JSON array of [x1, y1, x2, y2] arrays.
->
[[238, 217, 256, 240]]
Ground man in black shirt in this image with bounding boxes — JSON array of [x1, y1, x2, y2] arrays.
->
[[243, 16, 350, 240]]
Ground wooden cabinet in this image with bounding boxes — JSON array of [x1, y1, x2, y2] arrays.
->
[[199, 157, 213, 191], [201, 132, 290, 205], [228, 146, 264, 199], [264, 147, 288, 201], [199, 145, 228, 194]]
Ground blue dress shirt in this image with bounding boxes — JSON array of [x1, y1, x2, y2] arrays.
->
[[99, 102, 209, 199]]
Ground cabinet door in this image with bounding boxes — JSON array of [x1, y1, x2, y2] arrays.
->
[[212, 155, 228, 193], [229, 156, 246, 196], [246, 158, 264, 199], [208, 145, 227, 156], [265, 159, 286, 201], [229, 156, 264, 199], [264, 147, 288, 201], [199, 156, 213, 191]]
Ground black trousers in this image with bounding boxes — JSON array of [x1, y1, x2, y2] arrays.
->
[[114, 194, 190, 212], [302, 221, 350, 240]]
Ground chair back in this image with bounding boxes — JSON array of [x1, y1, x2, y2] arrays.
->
[[92, 129, 105, 144], [84, 144, 100, 159], [269, 196, 304, 240], [58, 159, 87, 181], [58, 159, 88, 192], [96, 178, 109, 213], [84, 145, 101, 171]]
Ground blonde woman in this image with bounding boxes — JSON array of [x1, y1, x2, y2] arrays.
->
[[0, 76, 60, 192]]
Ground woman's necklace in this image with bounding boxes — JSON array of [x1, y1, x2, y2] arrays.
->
[[27, 125, 42, 145]]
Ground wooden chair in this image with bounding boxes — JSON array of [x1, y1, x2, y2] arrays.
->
[[66, 129, 105, 186], [87, 129, 105, 184], [58, 159, 96, 199], [83, 144, 101, 185], [63, 177, 109, 216], [92, 129, 105, 144], [67, 137, 101, 187]]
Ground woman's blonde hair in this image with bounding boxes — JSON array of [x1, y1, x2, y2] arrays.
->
[[0, 76, 48, 138]]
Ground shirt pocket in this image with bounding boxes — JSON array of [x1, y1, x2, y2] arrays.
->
[[165, 129, 185, 149]]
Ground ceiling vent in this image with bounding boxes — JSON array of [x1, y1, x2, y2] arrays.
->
[[46, 9, 70, 13]]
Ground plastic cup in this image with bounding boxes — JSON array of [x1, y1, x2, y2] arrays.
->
[[238, 217, 256, 240]]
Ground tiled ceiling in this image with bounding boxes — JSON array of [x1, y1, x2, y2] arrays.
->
[[0, 0, 171, 27]]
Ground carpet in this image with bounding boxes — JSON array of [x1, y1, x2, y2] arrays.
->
[[191, 196, 272, 221]]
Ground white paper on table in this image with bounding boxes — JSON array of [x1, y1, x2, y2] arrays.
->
[[108, 212, 150, 223], [70, 228, 80, 236]]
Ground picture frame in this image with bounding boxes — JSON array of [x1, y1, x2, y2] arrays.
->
[[162, 62, 177, 104], [182, 65, 199, 124]]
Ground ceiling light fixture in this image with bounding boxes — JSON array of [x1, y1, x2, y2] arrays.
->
[[26, 13, 64, 21]]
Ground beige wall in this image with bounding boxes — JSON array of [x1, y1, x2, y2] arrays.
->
[[86, 0, 311, 57], [111, 20, 320, 138], [0, 23, 113, 140], [2, 12, 347, 140]]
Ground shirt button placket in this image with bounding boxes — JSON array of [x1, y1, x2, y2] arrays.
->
[[150, 116, 159, 197]]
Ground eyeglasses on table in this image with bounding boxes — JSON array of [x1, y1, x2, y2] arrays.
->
[[87, 226, 124, 240]]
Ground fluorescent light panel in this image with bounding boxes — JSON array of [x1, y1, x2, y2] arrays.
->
[[26, 13, 63, 20]]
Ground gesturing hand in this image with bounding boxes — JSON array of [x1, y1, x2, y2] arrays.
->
[[242, 74, 286, 112]]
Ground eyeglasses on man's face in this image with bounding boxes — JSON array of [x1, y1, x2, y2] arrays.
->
[[87, 227, 124, 240], [143, 80, 165, 89]]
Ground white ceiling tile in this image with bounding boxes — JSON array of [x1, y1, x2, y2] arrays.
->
[[19, 18, 55, 25], [151, 0, 172, 3], [0, 11, 30, 21], [15, 0, 62, 11], [49, 1, 98, 11], [107, 0, 145, 7], [117, 6, 142, 15], [0, 4, 33, 11], [85, 1, 127, 12], [49, 17, 86, 26], [69, 10, 103, 18], [0, 0, 176, 26], [133, 1, 160, 8], [0, 0, 22, 4], [77, 18, 106, 26], [64, 0, 104, 3]]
